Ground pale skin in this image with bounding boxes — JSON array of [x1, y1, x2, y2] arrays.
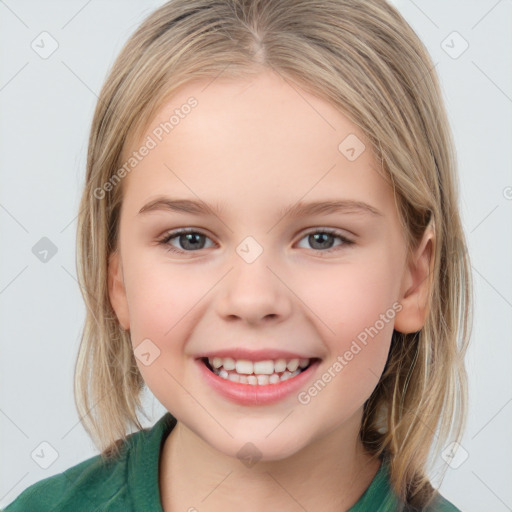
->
[[108, 69, 434, 511]]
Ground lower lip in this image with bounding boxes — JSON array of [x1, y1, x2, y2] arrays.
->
[[196, 358, 321, 406]]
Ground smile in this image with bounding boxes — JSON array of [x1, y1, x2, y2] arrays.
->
[[197, 357, 322, 406], [203, 356, 313, 385]]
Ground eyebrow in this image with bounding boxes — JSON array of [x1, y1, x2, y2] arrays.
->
[[138, 196, 383, 219]]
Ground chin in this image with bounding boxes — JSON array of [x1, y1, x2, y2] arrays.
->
[[205, 430, 308, 464]]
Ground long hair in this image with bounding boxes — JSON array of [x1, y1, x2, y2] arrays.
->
[[74, 0, 473, 508]]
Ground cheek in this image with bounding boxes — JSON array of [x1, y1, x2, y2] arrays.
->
[[123, 261, 213, 382], [125, 265, 197, 395], [124, 256, 201, 338], [306, 257, 399, 338], [302, 260, 397, 396]]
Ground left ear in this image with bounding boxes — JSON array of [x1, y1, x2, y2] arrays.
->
[[108, 249, 131, 331], [394, 224, 435, 334]]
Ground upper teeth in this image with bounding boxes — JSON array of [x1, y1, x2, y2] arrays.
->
[[208, 357, 310, 375]]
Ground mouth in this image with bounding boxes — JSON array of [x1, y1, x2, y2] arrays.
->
[[199, 356, 320, 385]]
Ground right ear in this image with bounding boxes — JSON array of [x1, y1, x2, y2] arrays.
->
[[108, 250, 130, 331]]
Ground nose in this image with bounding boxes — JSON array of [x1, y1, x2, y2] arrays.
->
[[216, 254, 293, 326]]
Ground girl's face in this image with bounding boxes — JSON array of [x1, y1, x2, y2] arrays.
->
[[109, 70, 432, 461]]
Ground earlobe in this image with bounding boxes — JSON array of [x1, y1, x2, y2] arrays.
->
[[108, 250, 130, 331], [394, 226, 435, 334]]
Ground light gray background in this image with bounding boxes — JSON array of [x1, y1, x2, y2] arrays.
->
[[0, 1, 511, 510]]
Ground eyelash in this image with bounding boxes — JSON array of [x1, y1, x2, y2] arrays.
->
[[156, 227, 354, 255]]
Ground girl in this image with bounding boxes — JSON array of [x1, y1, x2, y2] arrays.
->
[[5, 0, 472, 510]]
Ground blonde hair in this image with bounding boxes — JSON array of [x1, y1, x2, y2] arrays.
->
[[74, 0, 473, 508]]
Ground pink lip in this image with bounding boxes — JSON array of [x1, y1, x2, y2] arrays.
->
[[195, 348, 317, 362], [196, 358, 321, 406]]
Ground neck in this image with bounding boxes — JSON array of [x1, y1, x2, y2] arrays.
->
[[159, 410, 381, 512]]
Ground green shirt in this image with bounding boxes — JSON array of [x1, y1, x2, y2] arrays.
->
[[3, 412, 461, 511]]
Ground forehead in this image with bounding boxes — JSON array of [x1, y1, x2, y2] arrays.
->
[[120, 70, 393, 217]]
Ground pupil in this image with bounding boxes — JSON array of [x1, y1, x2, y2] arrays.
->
[[181, 233, 204, 250], [310, 233, 333, 250]]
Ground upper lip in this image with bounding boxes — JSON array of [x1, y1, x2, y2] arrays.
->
[[195, 348, 320, 362]]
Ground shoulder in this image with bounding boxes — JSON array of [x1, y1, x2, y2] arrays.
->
[[3, 437, 136, 511], [352, 455, 463, 512], [3, 413, 176, 512], [424, 491, 463, 512]]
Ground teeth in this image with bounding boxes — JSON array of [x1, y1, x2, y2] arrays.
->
[[207, 356, 312, 376], [287, 359, 299, 372], [274, 359, 287, 372], [215, 368, 302, 384], [205, 356, 315, 385], [235, 360, 254, 374], [257, 374, 269, 385], [223, 357, 236, 371], [253, 360, 274, 375], [269, 374, 280, 384], [247, 375, 258, 385]]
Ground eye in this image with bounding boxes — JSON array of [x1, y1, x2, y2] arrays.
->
[[157, 228, 215, 254], [296, 228, 354, 254], [157, 227, 354, 255]]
